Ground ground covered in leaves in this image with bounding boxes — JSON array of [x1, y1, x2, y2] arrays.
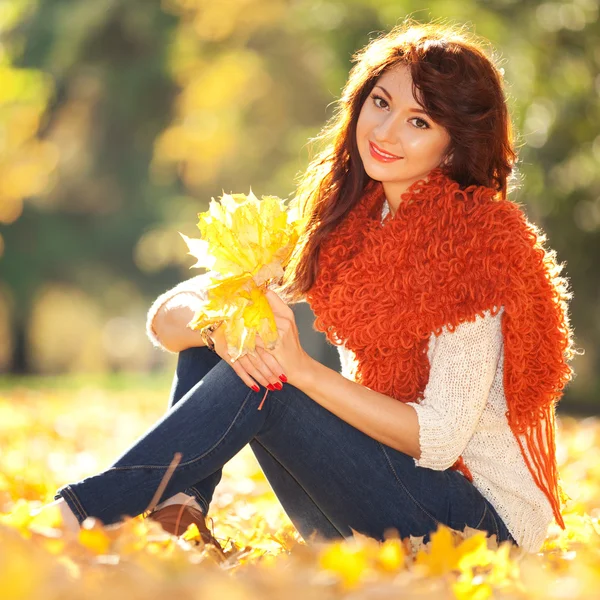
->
[[0, 376, 598, 599]]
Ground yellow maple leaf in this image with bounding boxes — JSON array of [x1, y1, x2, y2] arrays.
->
[[376, 538, 406, 572], [487, 542, 520, 586], [542, 512, 599, 552], [415, 525, 493, 577], [78, 518, 112, 555], [415, 526, 459, 575], [28, 501, 63, 533], [318, 540, 371, 590], [180, 191, 306, 360], [452, 579, 493, 600], [456, 532, 494, 572], [181, 522, 202, 543], [0, 499, 34, 538]]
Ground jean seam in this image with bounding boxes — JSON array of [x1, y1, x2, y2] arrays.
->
[[106, 389, 254, 472], [259, 389, 287, 433], [61, 486, 88, 523], [378, 443, 441, 527], [475, 503, 488, 530], [487, 503, 500, 540], [252, 438, 346, 537], [186, 487, 210, 515]]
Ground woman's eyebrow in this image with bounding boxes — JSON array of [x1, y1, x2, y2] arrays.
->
[[374, 85, 392, 100]]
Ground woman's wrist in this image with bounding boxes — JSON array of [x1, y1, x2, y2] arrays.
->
[[198, 322, 222, 352], [290, 352, 319, 390]]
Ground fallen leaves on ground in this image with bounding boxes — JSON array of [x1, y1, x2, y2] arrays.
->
[[0, 382, 598, 599]]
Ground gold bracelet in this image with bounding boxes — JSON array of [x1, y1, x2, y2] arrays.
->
[[200, 322, 221, 352]]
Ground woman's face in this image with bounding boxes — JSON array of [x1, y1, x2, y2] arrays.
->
[[356, 63, 451, 206]]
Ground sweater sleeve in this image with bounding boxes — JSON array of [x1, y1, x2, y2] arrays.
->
[[405, 308, 504, 470], [146, 272, 213, 352], [146, 272, 305, 352]]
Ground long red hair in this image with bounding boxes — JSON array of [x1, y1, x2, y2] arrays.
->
[[276, 21, 516, 302]]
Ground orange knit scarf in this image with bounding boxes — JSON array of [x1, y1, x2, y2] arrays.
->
[[306, 169, 572, 528]]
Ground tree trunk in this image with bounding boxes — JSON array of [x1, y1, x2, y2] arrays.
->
[[10, 312, 30, 374]]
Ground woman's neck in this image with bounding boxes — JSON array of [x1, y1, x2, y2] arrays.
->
[[382, 181, 411, 217], [382, 169, 442, 216]]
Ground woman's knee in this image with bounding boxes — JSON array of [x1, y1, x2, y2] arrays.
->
[[178, 346, 222, 373]]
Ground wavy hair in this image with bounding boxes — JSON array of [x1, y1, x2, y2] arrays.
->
[[276, 20, 517, 303]]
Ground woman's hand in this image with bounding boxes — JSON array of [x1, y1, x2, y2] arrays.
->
[[253, 289, 313, 388], [211, 321, 287, 392]]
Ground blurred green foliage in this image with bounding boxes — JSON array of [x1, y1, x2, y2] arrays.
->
[[0, 0, 598, 412]]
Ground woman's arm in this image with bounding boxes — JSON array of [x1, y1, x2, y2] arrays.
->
[[405, 308, 503, 469], [150, 292, 208, 353], [147, 273, 303, 353], [255, 289, 419, 458], [297, 359, 422, 458], [295, 309, 503, 461], [146, 273, 213, 353]]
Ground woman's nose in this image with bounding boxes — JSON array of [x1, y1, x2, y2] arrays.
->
[[373, 114, 400, 145]]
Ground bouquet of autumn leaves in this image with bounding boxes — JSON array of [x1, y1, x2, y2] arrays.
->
[[180, 191, 306, 362]]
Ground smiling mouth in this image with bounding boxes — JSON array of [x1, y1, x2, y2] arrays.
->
[[369, 141, 403, 162]]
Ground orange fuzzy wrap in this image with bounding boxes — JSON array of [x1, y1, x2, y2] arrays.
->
[[305, 169, 572, 528]]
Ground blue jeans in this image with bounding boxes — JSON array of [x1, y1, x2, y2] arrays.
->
[[55, 346, 517, 546]]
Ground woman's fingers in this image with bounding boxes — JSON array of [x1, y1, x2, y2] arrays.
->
[[241, 352, 283, 389], [264, 289, 294, 317], [254, 347, 286, 383], [228, 359, 260, 391], [253, 336, 287, 383], [212, 325, 285, 391], [225, 349, 281, 391], [212, 327, 259, 391]]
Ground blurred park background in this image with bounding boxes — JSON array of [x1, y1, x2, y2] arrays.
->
[[0, 0, 598, 413]]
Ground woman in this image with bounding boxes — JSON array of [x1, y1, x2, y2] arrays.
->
[[42, 21, 574, 554]]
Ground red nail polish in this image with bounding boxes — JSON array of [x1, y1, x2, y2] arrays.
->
[[267, 384, 275, 391], [252, 384, 260, 392], [279, 374, 288, 383], [275, 382, 283, 390]]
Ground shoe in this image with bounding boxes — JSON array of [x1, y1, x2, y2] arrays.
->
[[147, 504, 226, 558]]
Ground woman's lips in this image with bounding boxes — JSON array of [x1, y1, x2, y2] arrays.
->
[[369, 141, 403, 162]]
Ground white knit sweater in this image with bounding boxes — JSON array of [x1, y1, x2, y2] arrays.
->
[[146, 199, 555, 553]]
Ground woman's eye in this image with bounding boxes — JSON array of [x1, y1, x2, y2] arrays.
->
[[410, 117, 430, 130], [371, 94, 389, 110]]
